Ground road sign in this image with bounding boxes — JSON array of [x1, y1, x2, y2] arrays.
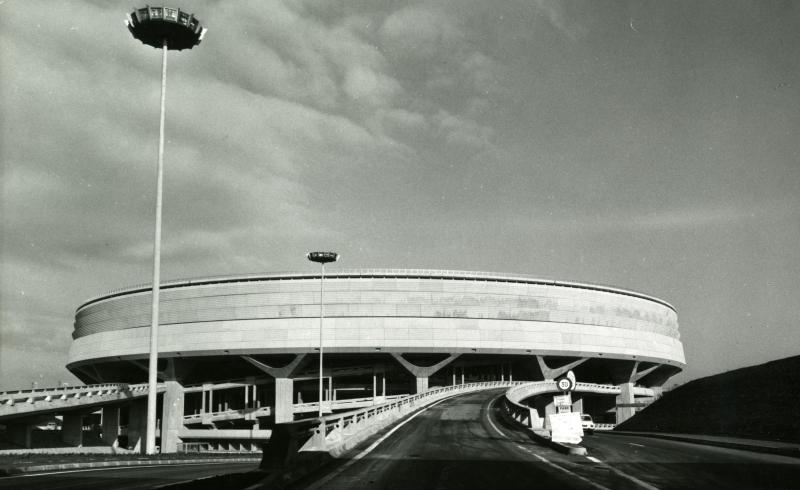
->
[[555, 370, 576, 392], [553, 393, 572, 413]]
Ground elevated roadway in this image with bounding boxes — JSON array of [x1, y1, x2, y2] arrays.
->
[[0, 384, 160, 422]]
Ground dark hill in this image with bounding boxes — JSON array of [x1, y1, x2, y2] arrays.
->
[[616, 355, 800, 442]]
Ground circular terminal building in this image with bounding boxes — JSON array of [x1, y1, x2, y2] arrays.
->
[[69, 268, 683, 406]]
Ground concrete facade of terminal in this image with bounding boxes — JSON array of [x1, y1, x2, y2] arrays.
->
[[2, 269, 685, 453]]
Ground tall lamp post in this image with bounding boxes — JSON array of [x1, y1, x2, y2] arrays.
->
[[306, 251, 339, 417], [125, 6, 207, 455]]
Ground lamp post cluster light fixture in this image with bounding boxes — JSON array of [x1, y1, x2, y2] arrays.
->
[[126, 6, 206, 455], [307, 252, 340, 417]]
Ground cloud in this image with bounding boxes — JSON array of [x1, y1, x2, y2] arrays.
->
[[201, 1, 392, 113], [379, 6, 464, 62], [433, 110, 494, 149], [371, 108, 430, 137], [532, 0, 588, 41], [506, 201, 797, 236], [342, 65, 402, 107]]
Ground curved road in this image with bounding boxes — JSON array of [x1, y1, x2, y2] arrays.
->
[[292, 389, 800, 490]]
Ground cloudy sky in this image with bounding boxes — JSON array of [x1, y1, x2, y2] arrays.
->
[[1, 1, 798, 391]]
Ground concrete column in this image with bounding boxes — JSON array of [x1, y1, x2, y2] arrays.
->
[[460, 367, 464, 385], [543, 400, 557, 429], [572, 395, 584, 414], [529, 408, 543, 429], [509, 364, 513, 382], [616, 382, 636, 424], [372, 373, 377, 400], [274, 378, 294, 423], [245, 377, 255, 408], [382, 373, 386, 396], [160, 380, 184, 453], [6, 424, 33, 448], [127, 398, 148, 453], [415, 377, 429, 393], [62, 413, 83, 446], [102, 406, 120, 447], [452, 369, 456, 386]]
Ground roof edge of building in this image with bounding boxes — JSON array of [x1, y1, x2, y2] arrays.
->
[[76, 268, 677, 313]]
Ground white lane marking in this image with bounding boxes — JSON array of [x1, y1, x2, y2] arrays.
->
[[4, 461, 239, 478], [602, 464, 660, 490], [305, 396, 455, 490], [584, 455, 660, 490], [486, 397, 658, 490], [513, 443, 611, 490], [629, 442, 645, 448], [485, 398, 608, 490], [483, 397, 507, 438]]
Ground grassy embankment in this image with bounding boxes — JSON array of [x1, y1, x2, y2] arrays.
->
[[617, 355, 800, 443]]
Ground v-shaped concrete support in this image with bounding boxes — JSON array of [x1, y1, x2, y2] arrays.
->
[[630, 362, 660, 383], [241, 354, 307, 379], [390, 353, 460, 393], [536, 355, 587, 380], [390, 353, 460, 377]]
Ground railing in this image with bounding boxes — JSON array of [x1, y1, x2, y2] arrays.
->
[[0, 383, 155, 419], [177, 441, 262, 453], [183, 406, 271, 424], [503, 381, 644, 430], [0, 383, 129, 400], [289, 381, 522, 457], [503, 381, 557, 430], [293, 394, 407, 414]]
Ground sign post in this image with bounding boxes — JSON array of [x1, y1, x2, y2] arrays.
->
[[548, 370, 583, 443]]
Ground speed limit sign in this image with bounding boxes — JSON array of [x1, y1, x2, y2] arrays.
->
[[555, 370, 576, 392]]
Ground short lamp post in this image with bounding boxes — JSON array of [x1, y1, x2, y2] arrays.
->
[[306, 251, 339, 417], [125, 6, 207, 455]]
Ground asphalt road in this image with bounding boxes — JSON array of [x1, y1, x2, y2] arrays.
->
[[291, 390, 800, 490], [0, 461, 259, 489]]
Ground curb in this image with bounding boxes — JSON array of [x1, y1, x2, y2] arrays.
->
[[599, 431, 800, 459], [0, 456, 261, 477], [528, 429, 587, 456]]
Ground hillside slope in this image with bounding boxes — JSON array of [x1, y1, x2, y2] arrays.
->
[[616, 355, 800, 442]]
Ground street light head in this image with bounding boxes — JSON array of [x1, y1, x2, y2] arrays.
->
[[307, 251, 339, 264], [126, 6, 206, 50]]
